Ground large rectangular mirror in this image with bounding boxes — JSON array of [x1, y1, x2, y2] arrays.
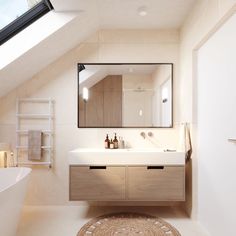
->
[[78, 63, 173, 128]]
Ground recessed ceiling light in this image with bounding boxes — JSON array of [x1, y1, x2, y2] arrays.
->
[[138, 6, 147, 16]]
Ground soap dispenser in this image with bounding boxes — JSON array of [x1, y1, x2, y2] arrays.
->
[[114, 133, 118, 149]]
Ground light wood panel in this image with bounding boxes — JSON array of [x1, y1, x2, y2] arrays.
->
[[86, 82, 104, 127], [79, 75, 122, 127], [70, 166, 126, 201], [78, 97, 85, 126], [127, 166, 185, 201], [103, 75, 122, 127]]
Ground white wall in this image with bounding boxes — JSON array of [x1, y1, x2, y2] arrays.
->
[[0, 29, 180, 205], [197, 13, 236, 236]]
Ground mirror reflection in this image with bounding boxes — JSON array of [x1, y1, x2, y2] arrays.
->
[[78, 63, 173, 128]]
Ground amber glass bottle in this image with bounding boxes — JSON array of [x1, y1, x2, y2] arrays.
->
[[110, 139, 114, 149], [105, 134, 110, 149], [114, 133, 118, 149]]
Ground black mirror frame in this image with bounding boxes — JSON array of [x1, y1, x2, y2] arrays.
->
[[77, 63, 173, 128]]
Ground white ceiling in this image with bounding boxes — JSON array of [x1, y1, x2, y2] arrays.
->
[[51, 0, 196, 29], [0, 0, 196, 98], [0, 11, 99, 97]]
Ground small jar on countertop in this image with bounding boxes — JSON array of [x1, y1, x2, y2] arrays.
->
[[110, 139, 114, 149]]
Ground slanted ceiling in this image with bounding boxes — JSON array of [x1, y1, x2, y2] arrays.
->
[[0, 0, 196, 98]]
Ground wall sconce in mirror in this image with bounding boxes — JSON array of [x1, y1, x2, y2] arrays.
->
[[82, 87, 89, 101], [139, 109, 143, 116], [161, 85, 169, 104], [77, 63, 173, 128]]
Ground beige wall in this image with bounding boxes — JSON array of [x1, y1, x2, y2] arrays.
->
[[180, 0, 236, 219], [122, 74, 153, 126], [0, 29, 180, 205], [0, 1, 235, 215]]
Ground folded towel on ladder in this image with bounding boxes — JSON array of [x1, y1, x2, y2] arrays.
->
[[28, 130, 42, 161]]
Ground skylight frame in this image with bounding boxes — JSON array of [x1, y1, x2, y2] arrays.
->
[[0, 0, 54, 45]]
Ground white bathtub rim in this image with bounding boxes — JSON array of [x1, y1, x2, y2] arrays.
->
[[0, 167, 32, 193]]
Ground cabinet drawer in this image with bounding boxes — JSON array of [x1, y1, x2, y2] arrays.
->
[[69, 166, 125, 200], [127, 166, 185, 201]]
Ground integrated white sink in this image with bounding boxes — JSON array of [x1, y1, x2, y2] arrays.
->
[[69, 148, 185, 166]]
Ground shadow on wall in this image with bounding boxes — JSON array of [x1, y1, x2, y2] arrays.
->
[[81, 205, 188, 219], [183, 158, 192, 217]]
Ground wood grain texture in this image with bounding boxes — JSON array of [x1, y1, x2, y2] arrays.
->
[[79, 75, 122, 127], [86, 82, 104, 127], [70, 166, 126, 201], [127, 166, 185, 201], [78, 97, 85, 126], [103, 75, 122, 127]]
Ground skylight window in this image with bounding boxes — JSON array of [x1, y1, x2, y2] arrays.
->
[[0, 0, 53, 45]]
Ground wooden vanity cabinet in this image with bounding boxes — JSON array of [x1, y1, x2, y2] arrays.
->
[[69, 166, 126, 200], [127, 166, 185, 201], [69, 165, 185, 201]]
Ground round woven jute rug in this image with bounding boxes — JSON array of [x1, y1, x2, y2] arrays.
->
[[77, 212, 181, 236]]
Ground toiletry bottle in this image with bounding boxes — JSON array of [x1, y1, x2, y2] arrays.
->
[[114, 133, 118, 149], [105, 134, 110, 149], [119, 136, 125, 149], [110, 139, 114, 149]]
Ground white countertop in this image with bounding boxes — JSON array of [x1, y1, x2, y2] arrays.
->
[[69, 148, 186, 166]]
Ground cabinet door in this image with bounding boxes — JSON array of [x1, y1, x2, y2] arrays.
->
[[70, 166, 125, 201], [127, 166, 185, 201]]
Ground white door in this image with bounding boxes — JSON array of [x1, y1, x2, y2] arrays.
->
[[197, 14, 236, 235]]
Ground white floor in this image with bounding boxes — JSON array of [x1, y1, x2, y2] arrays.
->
[[17, 206, 208, 236]]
